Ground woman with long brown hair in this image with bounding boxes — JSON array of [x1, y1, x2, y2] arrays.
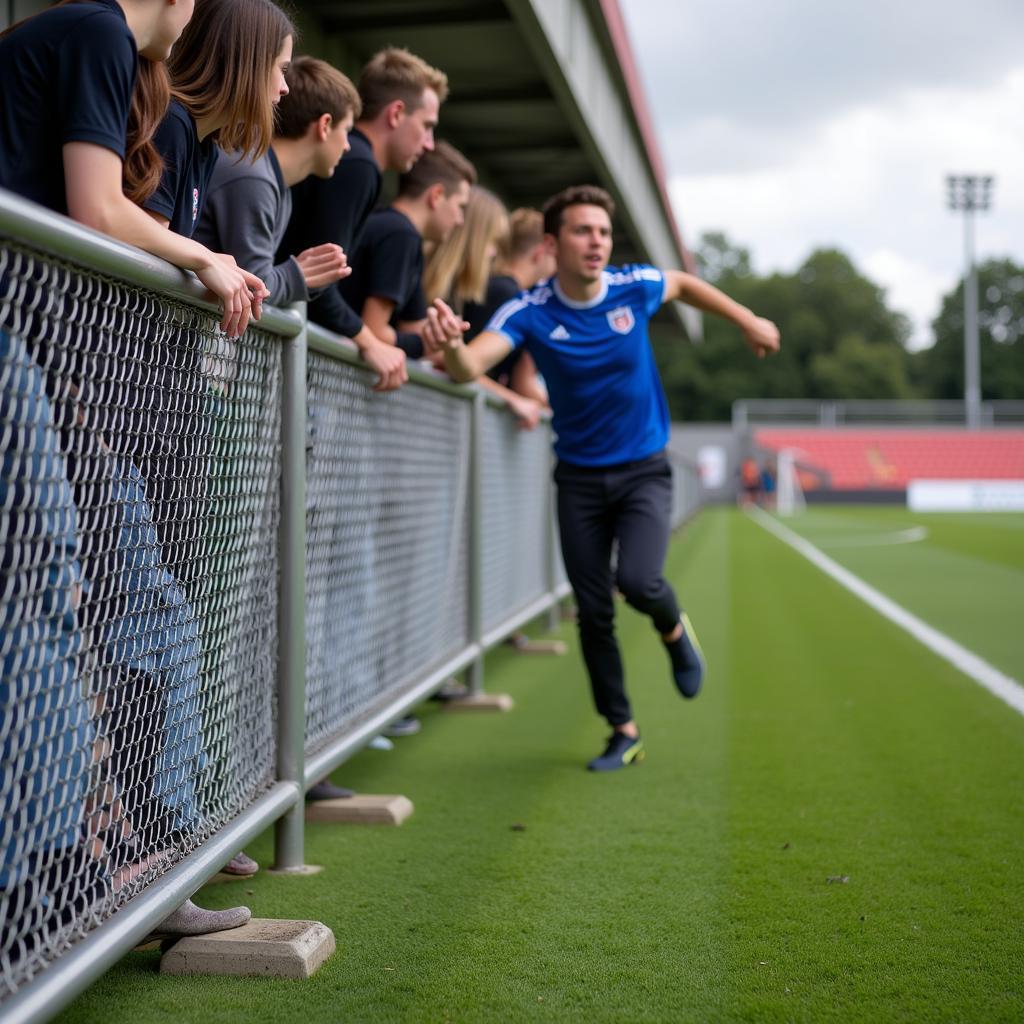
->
[[142, 0, 295, 237]]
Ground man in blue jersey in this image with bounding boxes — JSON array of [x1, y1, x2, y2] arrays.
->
[[426, 185, 780, 771]]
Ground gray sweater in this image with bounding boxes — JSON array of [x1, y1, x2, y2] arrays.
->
[[194, 147, 306, 307]]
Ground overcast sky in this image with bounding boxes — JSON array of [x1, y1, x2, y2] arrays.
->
[[620, 0, 1024, 349]]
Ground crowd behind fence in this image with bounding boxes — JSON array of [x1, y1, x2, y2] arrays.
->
[[0, 191, 703, 1023]]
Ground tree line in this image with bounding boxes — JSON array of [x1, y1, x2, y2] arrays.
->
[[653, 232, 1024, 421]]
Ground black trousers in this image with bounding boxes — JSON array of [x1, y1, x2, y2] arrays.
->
[[555, 451, 680, 727]]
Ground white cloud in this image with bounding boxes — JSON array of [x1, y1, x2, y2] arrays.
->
[[861, 250, 954, 350], [667, 70, 1024, 348], [624, 0, 1024, 174]]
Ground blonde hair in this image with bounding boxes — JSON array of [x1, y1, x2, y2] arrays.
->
[[167, 0, 295, 159], [358, 47, 449, 121], [494, 208, 544, 273], [424, 187, 509, 308]]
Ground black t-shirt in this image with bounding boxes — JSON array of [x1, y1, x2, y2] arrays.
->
[[463, 274, 526, 384], [279, 127, 381, 338], [0, 0, 136, 215], [341, 207, 427, 325], [143, 100, 218, 238]]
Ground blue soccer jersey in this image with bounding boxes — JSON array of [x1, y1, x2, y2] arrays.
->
[[485, 264, 670, 466]]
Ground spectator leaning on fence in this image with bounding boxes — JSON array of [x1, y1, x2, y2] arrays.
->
[[340, 140, 475, 360], [0, 0, 266, 335], [278, 46, 450, 392], [194, 55, 359, 307], [0, 0, 272, 964], [430, 194, 546, 430], [426, 184, 781, 772], [126, 0, 296, 910], [190, 51, 361, 854], [463, 207, 555, 409]]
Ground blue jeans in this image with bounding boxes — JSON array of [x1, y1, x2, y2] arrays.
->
[[0, 329, 93, 892]]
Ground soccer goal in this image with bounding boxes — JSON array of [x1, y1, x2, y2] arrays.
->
[[776, 448, 806, 517]]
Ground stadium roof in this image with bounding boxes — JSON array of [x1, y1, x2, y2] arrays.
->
[[298, 0, 701, 337]]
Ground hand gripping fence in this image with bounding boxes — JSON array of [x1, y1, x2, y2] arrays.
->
[[0, 188, 702, 1022]]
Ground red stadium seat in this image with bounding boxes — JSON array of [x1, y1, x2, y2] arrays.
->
[[754, 429, 1024, 491]]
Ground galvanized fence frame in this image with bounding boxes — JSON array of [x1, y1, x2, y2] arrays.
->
[[0, 189, 702, 1020]]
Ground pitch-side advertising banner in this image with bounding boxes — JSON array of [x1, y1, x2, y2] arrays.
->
[[907, 479, 1024, 512]]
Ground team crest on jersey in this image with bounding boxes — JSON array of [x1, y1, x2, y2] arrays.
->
[[192, 187, 199, 223], [607, 305, 635, 334]]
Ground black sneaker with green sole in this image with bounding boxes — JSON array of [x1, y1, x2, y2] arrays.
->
[[587, 731, 645, 772]]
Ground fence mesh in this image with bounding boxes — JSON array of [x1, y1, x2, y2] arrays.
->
[[303, 344, 472, 754], [480, 404, 552, 633], [0, 241, 281, 996], [0, 224, 698, 1009]]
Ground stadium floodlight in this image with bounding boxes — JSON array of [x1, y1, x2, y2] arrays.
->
[[946, 174, 995, 429]]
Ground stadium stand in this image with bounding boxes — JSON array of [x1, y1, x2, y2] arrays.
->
[[755, 428, 1024, 491]]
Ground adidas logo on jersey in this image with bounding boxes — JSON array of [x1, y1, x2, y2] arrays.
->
[[549, 324, 570, 340]]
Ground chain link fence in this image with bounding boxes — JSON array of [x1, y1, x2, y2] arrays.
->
[[0, 190, 705, 1022], [303, 342, 472, 755], [480, 403, 553, 635], [1, 233, 281, 1001]]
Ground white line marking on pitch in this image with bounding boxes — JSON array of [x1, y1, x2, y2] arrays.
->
[[819, 526, 929, 549], [748, 506, 1024, 718]]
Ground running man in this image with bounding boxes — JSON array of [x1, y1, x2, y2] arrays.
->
[[425, 185, 780, 771]]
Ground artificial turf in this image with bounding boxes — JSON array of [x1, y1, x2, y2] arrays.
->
[[54, 508, 1024, 1023], [780, 507, 1024, 680]]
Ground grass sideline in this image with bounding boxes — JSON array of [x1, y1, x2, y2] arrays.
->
[[55, 508, 1024, 1023]]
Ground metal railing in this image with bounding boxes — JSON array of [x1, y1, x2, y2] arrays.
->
[[0, 189, 701, 1022], [733, 398, 1024, 428]]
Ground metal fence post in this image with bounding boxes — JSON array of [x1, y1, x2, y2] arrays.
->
[[544, 442, 560, 633], [466, 390, 485, 694], [273, 302, 308, 871]]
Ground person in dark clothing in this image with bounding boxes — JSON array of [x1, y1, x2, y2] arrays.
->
[[0, 0, 271, 960], [427, 185, 781, 772], [0, 0, 265, 334], [341, 141, 476, 359], [278, 46, 450, 391], [133, 0, 297, 894]]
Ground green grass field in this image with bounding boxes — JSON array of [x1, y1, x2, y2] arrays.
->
[[55, 507, 1024, 1024]]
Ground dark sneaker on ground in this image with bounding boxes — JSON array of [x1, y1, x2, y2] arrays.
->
[[306, 780, 356, 801], [384, 714, 421, 737], [430, 677, 470, 702], [664, 613, 705, 699], [587, 731, 645, 772]]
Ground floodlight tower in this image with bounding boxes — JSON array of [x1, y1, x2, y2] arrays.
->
[[946, 174, 994, 429]]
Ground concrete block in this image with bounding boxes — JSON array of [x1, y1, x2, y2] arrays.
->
[[510, 637, 567, 656], [442, 692, 514, 712], [305, 793, 413, 825], [263, 863, 324, 877], [160, 918, 334, 979]]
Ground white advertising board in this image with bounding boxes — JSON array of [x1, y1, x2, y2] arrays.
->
[[698, 445, 727, 489], [907, 480, 1024, 512]]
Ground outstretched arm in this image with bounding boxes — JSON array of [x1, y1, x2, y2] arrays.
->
[[662, 269, 780, 358], [425, 299, 514, 382]]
